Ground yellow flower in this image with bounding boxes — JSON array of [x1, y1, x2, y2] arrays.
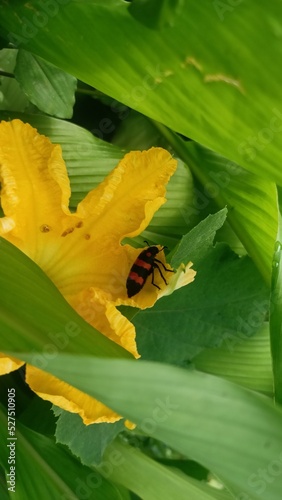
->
[[0, 119, 196, 424]]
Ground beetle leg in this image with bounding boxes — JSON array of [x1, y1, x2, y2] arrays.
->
[[152, 262, 168, 287], [151, 267, 161, 289], [154, 258, 174, 273]]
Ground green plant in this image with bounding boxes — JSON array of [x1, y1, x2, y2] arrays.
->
[[0, 1, 281, 499]]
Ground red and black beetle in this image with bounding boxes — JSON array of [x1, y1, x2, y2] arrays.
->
[[126, 242, 173, 298]]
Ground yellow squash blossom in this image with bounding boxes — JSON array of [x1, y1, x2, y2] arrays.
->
[[0, 119, 196, 424]]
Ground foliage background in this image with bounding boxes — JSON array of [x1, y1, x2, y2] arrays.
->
[[0, 1, 281, 499]]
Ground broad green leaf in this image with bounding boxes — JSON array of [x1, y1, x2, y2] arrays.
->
[[0, 237, 130, 360], [19, 354, 282, 500], [0, 48, 28, 111], [154, 124, 278, 284], [134, 244, 268, 362], [194, 322, 273, 395], [98, 439, 233, 500], [54, 409, 124, 467], [55, 404, 231, 498], [0, 469, 9, 500], [278, 186, 282, 215], [0, 2, 281, 184], [14, 49, 76, 118], [270, 217, 282, 404], [128, 0, 184, 29], [170, 208, 227, 267], [0, 405, 126, 500], [215, 220, 247, 257]]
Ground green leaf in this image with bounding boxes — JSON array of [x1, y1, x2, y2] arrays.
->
[[0, 405, 126, 500], [19, 354, 282, 500], [134, 244, 268, 363], [270, 218, 282, 404], [0, 237, 130, 360], [55, 408, 230, 498], [128, 0, 184, 29], [278, 186, 282, 215], [1, 1, 281, 184], [55, 409, 124, 467], [0, 466, 9, 500], [14, 49, 76, 118], [0, 48, 28, 111], [170, 208, 227, 267], [98, 439, 233, 500], [153, 124, 278, 285], [194, 322, 273, 395]]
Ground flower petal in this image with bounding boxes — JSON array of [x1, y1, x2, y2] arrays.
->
[[76, 147, 177, 242], [0, 354, 24, 375], [26, 365, 122, 425], [54, 147, 177, 297], [0, 122, 191, 426], [0, 119, 75, 263], [68, 287, 140, 358], [124, 420, 136, 430], [157, 261, 196, 298], [0, 123, 177, 304]]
